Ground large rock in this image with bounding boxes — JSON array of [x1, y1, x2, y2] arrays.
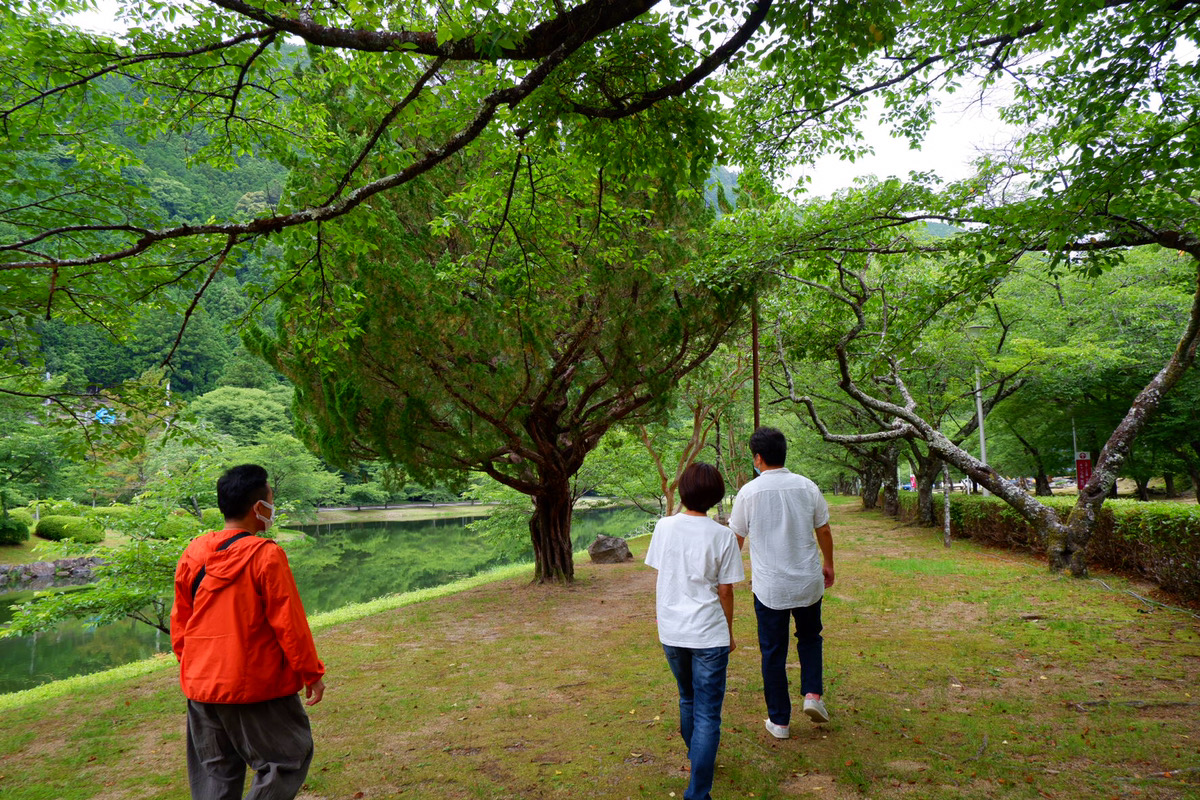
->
[[588, 534, 633, 564]]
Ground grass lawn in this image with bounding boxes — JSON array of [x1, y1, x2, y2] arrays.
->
[[0, 537, 48, 567], [0, 496, 1196, 799]]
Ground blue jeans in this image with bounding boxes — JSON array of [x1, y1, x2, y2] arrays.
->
[[662, 645, 730, 800], [754, 595, 823, 726]]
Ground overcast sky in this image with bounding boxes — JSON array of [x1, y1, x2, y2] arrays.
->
[[795, 96, 1016, 198]]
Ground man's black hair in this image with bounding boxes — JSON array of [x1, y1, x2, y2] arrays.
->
[[678, 462, 725, 514], [217, 464, 271, 520], [749, 426, 787, 467]]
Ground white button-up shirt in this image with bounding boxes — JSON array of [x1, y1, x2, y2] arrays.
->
[[728, 468, 830, 610]]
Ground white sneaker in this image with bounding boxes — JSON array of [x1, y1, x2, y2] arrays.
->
[[803, 697, 830, 723], [764, 719, 790, 739]]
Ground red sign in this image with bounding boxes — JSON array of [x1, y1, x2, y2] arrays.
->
[[1075, 451, 1092, 491]]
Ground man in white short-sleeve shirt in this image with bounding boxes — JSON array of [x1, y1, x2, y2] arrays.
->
[[646, 462, 744, 800], [729, 427, 835, 739]]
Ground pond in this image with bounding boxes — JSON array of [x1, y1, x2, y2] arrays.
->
[[0, 506, 651, 694]]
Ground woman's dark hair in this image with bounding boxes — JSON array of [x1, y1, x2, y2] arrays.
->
[[217, 464, 271, 520], [749, 426, 787, 467], [678, 462, 725, 514]]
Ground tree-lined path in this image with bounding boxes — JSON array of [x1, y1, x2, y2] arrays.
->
[[1, 496, 1196, 799]]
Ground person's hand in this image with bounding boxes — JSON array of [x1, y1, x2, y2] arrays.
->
[[305, 677, 326, 706], [823, 563, 835, 589], [729, 636, 737, 654]]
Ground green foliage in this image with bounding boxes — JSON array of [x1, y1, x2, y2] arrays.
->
[[897, 493, 1200, 602], [186, 386, 292, 445], [150, 514, 205, 541], [34, 515, 104, 544], [0, 515, 30, 545], [465, 478, 535, 559], [344, 482, 389, 510], [201, 508, 225, 530], [230, 434, 344, 516], [32, 499, 89, 517], [83, 505, 133, 523], [3, 521, 187, 636], [7, 507, 35, 528]]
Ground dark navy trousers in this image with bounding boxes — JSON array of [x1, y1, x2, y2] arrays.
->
[[754, 595, 824, 726]]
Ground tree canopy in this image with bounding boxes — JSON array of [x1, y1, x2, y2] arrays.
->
[[256, 128, 755, 581]]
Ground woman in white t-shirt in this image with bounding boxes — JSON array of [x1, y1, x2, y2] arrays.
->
[[645, 462, 745, 800]]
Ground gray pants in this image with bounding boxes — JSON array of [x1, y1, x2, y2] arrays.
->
[[186, 694, 314, 800]]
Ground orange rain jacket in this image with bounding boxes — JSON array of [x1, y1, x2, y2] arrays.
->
[[171, 529, 325, 704]]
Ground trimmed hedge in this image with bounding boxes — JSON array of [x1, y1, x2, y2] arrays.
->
[[34, 515, 105, 544], [8, 507, 35, 528], [0, 515, 30, 545], [84, 505, 134, 523], [31, 499, 89, 517], [201, 508, 225, 530], [897, 493, 1200, 602]]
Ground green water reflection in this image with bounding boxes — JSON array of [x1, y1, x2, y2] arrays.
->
[[288, 506, 651, 613], [0, 506, 651, 693], [0, 589, 170, 694]]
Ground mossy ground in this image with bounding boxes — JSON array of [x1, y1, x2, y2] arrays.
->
[[0, 496, 1197, 799]]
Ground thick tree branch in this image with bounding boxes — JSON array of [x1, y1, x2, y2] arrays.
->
[[205, 0, 660, 60]]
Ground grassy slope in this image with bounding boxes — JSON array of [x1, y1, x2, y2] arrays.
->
[[0, 497, 1197, 799]]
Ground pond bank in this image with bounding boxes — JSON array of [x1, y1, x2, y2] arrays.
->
[[0, 556, 104, 591]]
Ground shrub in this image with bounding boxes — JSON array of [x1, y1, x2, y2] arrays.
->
[[35, 515, 105, 544], [85, 505, 134, 523], [201, 508, 225, 530], [145, 513, 205, 540], [8, 507, 35, 528], [0, 515, 30, 545], [896, 492, 1200, 602], [34, 499, 90, 516]]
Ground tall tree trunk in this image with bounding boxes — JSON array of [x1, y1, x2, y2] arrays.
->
[[1134, 477, 1150, 501], [1034, 472, 1053, 496], [916, 469, 936, 526], [1186, 442, 1200, 503], [530, 477, 575, 584], [881, 444, 900, 517], [1164, 473, 1177, 498], [1186, 467, 1200, 504], [908, 447, 942, 527], [882, 479, 900, 517], [861, 460, 882, 510]]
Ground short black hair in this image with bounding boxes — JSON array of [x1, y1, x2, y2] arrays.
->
[[749, 426, 787, 467], [678, 462, 725, 514], [217, 464, 271, 520]]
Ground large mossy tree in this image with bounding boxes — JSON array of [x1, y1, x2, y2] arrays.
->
[[255, 126, 754, 582]]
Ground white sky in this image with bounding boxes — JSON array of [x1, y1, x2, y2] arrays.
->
[[795, 96, 1017, 198]]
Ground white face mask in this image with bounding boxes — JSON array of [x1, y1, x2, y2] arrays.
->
[[256, 500, 275, 531]]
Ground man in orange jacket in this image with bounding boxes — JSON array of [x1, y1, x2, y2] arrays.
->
[[171, 464, 326, 800]]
